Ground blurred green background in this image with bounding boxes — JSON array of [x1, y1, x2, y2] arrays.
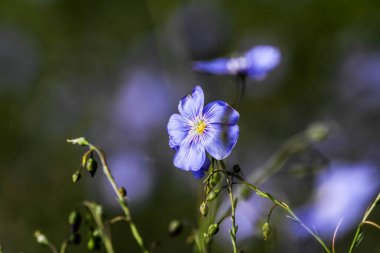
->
[[1, 0, 380, 252]]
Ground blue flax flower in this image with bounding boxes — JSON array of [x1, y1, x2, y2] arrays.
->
[[193, 45, 281, 80], [167, 86, 239, 176]]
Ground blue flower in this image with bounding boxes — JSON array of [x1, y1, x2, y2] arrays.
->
[[167, 86, 239, 174], [193, 45, 281, 80]]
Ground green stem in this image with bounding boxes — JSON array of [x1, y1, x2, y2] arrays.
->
[[84, 201, 114, 253], [47, 243, 58, 253], [235, 175, 331, 253], [88, 143, 149, 253], [59, 241, 68, 253], [348, 192, 380, 253], [220, 161, 238, 253]]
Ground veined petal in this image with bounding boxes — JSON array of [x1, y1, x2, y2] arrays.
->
[[203, 101, 239, 125], [167, 113, 190, 149], [193, 58, 230, 75], [192, 156, 211, 179], [173, 141, 206, 171], [245, 45, 281, 80], [203, 124, 239, 160], [178, 86, 204, 120]]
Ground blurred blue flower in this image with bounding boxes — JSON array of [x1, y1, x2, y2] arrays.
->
[[295, 161, 379, 238], [193, 45, 281, 80], [167, 86, 239, 175]]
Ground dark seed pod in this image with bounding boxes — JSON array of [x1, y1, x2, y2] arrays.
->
[[233, 164, 241, 173], [86, 158, 98, 177]]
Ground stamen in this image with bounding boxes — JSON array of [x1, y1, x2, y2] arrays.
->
[[195, 120, 206, 134]]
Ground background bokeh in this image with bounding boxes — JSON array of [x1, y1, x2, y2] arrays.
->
[[1, 0, 380, 252]]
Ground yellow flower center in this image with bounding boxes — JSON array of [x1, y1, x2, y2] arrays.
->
[[195, 120, 207, 134]]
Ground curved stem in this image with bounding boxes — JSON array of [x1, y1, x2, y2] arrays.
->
[[235, 175, 331, 253], [47, 242, 58, 253], [348, 192, 380, 253], [87, 143, 149, 253]]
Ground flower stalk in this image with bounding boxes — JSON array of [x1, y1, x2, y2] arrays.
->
[[68, 138, 149, 253], [348, 192, 380, 253], [220, 160, 238, 253]]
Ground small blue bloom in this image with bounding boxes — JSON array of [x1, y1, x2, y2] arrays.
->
[[193, 45, 281, 80], [167, 86, 239, 175]]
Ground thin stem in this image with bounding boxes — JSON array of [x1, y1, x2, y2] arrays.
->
[[235, 175, 331, 253], [59, 241, 68, 253], [83, 201, 114, 253], [233, 74, 246, 108], [220, 161, 238, 253], [332, 218, 343, 253], [348, 192, 380, 253], [87, 143, 149, 253], [47, 242, 58, 253]]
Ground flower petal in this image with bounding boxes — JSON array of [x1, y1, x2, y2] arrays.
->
[[245, 45, 281, 80], [203, 101, 239, 125], [173, 141, 206, 171], [203, 124, 239, 160], [193, 58, 230, 75], [178, 86, 204, 119], [167, 113, 190, 149], [192, 156, 211, 179]]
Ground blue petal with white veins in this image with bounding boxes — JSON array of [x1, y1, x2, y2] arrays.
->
[[203, 124, 239, 160], [178, 86, 204, 120], [203, 101, 239, 125], [167, 113, 189, 149], [173, 141, 206, 171]]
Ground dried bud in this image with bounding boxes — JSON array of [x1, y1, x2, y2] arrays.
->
[[200, 202, 208, 217], [72, 170, 81, 183], [168, 220, 183, 237], [118, 187, 127, 198], [68, 211, 82, 232], [233, 164, 241, 173], [34, 230, 49, 246], [86, 158, 98, 177], [262, 222, 271, 240]]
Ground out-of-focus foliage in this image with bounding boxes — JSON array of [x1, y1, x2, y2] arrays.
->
[[0, 0, 379, 252]]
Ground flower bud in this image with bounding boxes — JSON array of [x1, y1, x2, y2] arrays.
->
[[67, 137, 89, 146], [72, 170, 81, 183], [200, 202, 208, 217], [68, 211, 82, 232], [86, 158, 98, 177], [209, 173, 221, 187], [168, 220, 183, 237], [87, 237, 95, 250], [34, 230, 49, 246], [206, 189, 221, 202], [306, 123, 329, 142], [262, 222, 271, 240], [118, 187, 127, 198], [205, 223, 219, 237]]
